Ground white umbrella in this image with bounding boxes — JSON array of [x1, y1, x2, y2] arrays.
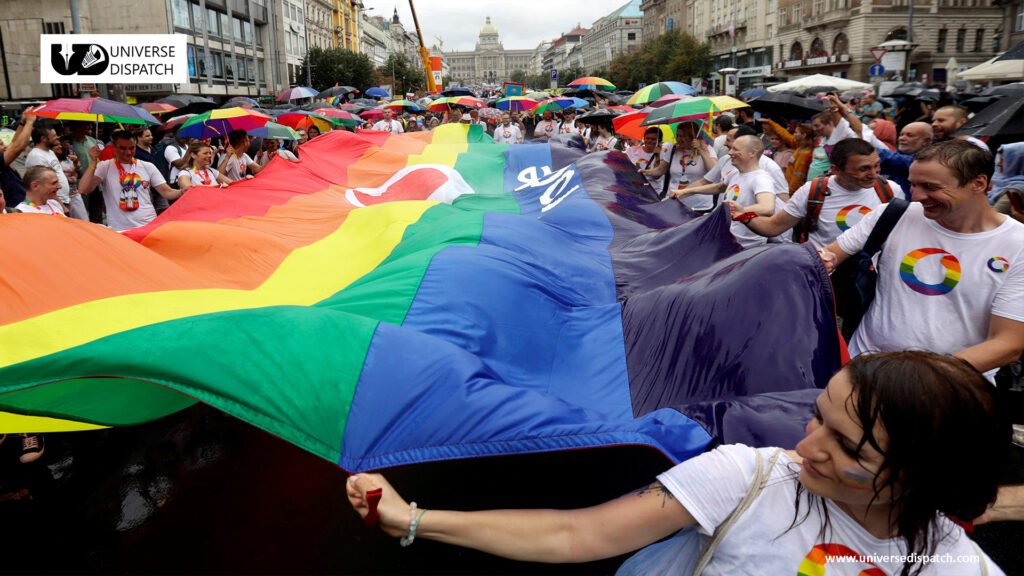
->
[[767, 74, 872, 93], [959, 55, 1024, 82]]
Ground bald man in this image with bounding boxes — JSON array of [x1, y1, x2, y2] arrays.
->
[[679, 135, 776, 248], [931, 105, 968, 141]]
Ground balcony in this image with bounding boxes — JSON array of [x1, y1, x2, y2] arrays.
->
[[804, 9, 851, 29], [775, 53, 852, 70]]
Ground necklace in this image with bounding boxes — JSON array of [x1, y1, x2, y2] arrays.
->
[[193, 166, 212, 186], [115, 159, 141, 212]]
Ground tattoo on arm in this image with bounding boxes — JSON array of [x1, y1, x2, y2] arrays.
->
[[631, 481, 677, 508]]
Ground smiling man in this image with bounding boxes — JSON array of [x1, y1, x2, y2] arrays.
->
[[819, 140, 1024, 378]]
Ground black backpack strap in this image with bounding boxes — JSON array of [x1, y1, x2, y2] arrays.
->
[[660, 145, 678, 199], [862, 198, 909, 256]]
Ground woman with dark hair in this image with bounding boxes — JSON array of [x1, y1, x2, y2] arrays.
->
[[178, 142, 233, 191], [349, 351, 1006, 575], [588, 121, 621, 153], [644, 122, 717, 208]]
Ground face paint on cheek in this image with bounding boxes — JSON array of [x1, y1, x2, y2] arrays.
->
[[841, 468, 875, 489]]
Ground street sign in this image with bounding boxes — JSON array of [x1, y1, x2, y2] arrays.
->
[[869, 47, 887, 63], [869, 64, 885, 77], [550, 69, 558, 82]]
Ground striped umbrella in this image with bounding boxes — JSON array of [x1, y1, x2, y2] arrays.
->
[[613, 108, 677, 144], [176, 107, 272, 139], [140, 102, 178, 115], [275, 111, 334, 133], [427, 96, 485, 111], [383, 99, 425, 113], [495, 96, 539, 112], [567, 76, 616, 91], [162, 114, 196, 131], [247, 121, 301, 140], [275, 86, 318, 102], [533, 97, 588, 115], [312, 108, 362, 127], [641, 96, 748, 126], [626, 82, 698, 106], [650, 93, 694, 109], [28, 97, 161, 125]]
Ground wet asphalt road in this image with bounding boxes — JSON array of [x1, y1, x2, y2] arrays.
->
[[1, 405, 1021, 575]]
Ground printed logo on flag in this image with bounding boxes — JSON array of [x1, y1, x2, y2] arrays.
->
[[40, 34, 187, 84]]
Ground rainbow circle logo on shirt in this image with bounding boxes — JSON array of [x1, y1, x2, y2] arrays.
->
[[987, 256, 1010, 273], [835, 204, 872, 231], [725, 184, 741, 202], [899, 248, 961, 296], [121, 172, 145, 192], [798, 543, 885, 576]]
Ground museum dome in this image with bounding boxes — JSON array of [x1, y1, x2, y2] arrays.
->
[[480, 17, 498, 35]]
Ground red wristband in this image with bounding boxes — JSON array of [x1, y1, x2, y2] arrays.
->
[[733, 211, 758, 223]]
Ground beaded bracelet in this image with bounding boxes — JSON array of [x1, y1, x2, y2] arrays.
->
[[400, 503, 427, 547]]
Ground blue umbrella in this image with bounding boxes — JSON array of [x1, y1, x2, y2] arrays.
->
[[365, 87, 390, 98], [740, 88, 769, 100]]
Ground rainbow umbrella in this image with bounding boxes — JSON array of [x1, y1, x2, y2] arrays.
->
[[312, 108, 362, 127], [140, 102, 178, 115], [276, 111, 334, 133], [383, 99, 424, 113], [427, 96, 484, 111], [567, 76, 616, 91], [626, 82, 698, 106], [495, 96, 539, 112], [29, 97, 161, 125], [275, 86, 318, 102], [533, 97, 588, 115], [247, 121, 300, 140], [176, 107, 272, 139], [650, 93, 693, 109], [162, 114, 196, 131], [641, 96, 748, 126], [613, 108, 677, 144]]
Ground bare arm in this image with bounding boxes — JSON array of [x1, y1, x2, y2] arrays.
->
[[828, 96, 862, 135], [77, 147, 103, 196], [818, 240, 854, 273], [4, 114, 36, 165], [975, 485, 1024, 524], [674, 181, 725, 198], [154, 182, 182, 201], [348, 474, 694, 564], [725, 201, 801, 237], [246, 157, 262, 175], [745, 191, 776, 217], [954, 316, 1024, 374]]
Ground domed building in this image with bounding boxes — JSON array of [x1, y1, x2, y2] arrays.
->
[[444, 17, 536, 86]]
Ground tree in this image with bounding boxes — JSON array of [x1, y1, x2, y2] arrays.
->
[[509, 69, 527, 85], [608, 30, 712, 91], [378, 54, 423, 96], [302, 47, 376, 93], [560, 65, 586, 85]]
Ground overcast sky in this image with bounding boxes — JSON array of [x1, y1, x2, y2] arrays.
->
[[361, 0, 635, 52]]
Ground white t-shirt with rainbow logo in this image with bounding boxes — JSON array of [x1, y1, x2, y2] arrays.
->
[[837, 203, 1024, 378], [722, 168, 776, 248], [784, 178, 905, 248]]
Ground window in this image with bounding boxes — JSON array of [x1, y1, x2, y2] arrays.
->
[[956, 28, 966, 52], [790, 41, 803, 60], [234, 17, 243, 41], [810, 37, 826, 57], [171, 0, 190, 29], [627, 32, 636, 40], [885, 28, 908, 42], [833, 32, 849, 55], [43, 21, 65, 34], [1017, 6, 1024, 32], [224, 54, 234, 79], [192, 3, 204, 33], [937, 28, 947, 52], [973, 29, 983, 52], [813, 0, 825, 15], [778, 7, 788, 26], [206, 9, 220, 37], [245, 21, 255, 45], [188, 45, 197, 77], [220, 12, 230, 40]]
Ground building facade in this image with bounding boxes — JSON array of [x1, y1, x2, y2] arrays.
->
[[444, 18, 533, 86], [580, 0, 644, 73], [333, 0, 360, 52], [774, 0, 1004, 84], [639, 0, 686, 42], [997, 0, 1024, 50], [544, 26, 590, 78], [359, 12, 388, 66], [687, 0, 778, 89]]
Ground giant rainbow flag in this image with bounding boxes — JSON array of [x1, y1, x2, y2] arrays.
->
[[0, 125, 842, 472]]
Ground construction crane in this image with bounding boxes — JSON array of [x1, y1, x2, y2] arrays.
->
[[407, 0, 438, 93]]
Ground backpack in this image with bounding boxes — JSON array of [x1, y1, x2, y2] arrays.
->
[[792, 175, 894, 243], [153, 139, 183, 183]]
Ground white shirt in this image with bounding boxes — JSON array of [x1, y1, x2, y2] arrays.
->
[[492, 124, 523, 144], [372, 119, 404, 133], [534, 120, 558, 139], [705, 154, 788, 197], [658, 445, 1003, 576], [666, 145, 713, 210], [14, 199, 65, 216], [26, 148, 70, 204], [827, 118, 860, 146], [163, 142, 187, 183], [626, 144, 670, 192], [179, 165, 222, 188], [93, 159, 166, 231], [722, 168, 776, 248], [784, 178, 905, 248], [220, 153, 255, 181], [837, 204, 1024, 379]]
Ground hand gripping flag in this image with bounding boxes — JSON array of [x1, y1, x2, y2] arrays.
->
[[0, 125, 841, 472]]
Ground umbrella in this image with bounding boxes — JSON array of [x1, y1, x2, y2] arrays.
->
[[428, 96, 484, 111], [767, 74, 871, 94], [383, 99, 424, 113], [576, 109, 622, 125], [359, 109, 384, 120], [962, 83, 1024, 112], [961, 41, 1024, 81], [534, 98, 588, 115], [365, 87, 390, 98], [748, 92, 824, 120], [626, 82, 697, 106], [441, 87, 476, 97], [275, 111, 334, 133], [840, 88, 872, 101], [476, 108, 503, 120], [177, 107, 272, 138], [739, 88, 769, 100], [247, 121, 300, 140], [889, 82, 929, 97], [351, 97, 384, 107], [567, 76, 616, 91], [161, 114, 196, 131], [649, 93, 693, 108], [641, 96, 748, 126], [495, 96, 539, 112], [524, 91, 550, 100], [914, 89, 942, 103], [613, 107, 677, 144], [954, 95, 1024, 140], [312, 108, 362, 127], [140, 103, 178, 115], [29, 97, 161, 125], [275, 86, 318, 102], [221, 97, 261, 109], [317, 85, 359, 99], [415, 97, 434, 107], [156, 95, 217, 117]]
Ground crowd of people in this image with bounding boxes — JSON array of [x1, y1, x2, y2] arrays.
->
[[2, 84, 1023, 573]]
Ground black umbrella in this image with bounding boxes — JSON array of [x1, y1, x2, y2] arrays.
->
[[889, 82, 928, 97], [914, 88, 942, 103], [954, 95, 1024, 140], [749, 92, 824, 120], [576, 109, 622, 125], [317, 85, 358, 99], [156, 94, 217, 116], [960, 94, 1001, 112], [441, 87, 476, 97], [350, 98, 381, 107]]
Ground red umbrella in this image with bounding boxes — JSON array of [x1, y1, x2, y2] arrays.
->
[[140, 102, 178, 115], [312, 108, 362, 127], [359, 109, 384, 120], [162, 114, 196, 131], [650, 94, 694, 108]]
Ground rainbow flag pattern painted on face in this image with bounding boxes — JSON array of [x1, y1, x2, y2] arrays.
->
[[899, 248, 961, 296], [798, 544, 885, 576], [0, 127, 842, 472], [988, 256, 1010, 273], [835, 204, 872, 231]]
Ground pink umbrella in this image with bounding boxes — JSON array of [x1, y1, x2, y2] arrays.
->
[[650, 94, 694, 108], [359, 109, 384, 120]]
